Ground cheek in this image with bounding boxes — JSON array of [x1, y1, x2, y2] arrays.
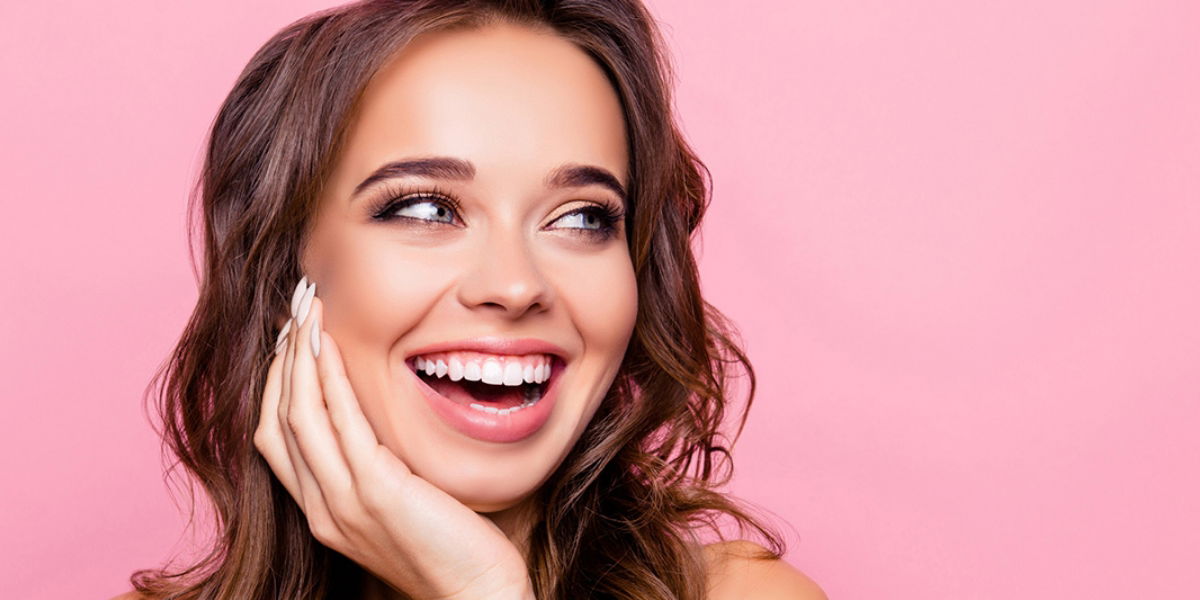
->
[[551, 247, 638, 366], [318, 237, 454, 345], [586, 262, 637, 350], [308, 236, 457, 428]]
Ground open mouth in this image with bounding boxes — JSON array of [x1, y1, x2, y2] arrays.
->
[[406, 355, 563, 416]]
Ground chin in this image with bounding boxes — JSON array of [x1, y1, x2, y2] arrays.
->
[[409, 448, 553, 512]]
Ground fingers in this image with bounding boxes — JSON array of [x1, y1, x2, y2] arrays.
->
[[278, 283, 324, 515], [288, 294, 354, 496], [253, 344, 301, 500], [258, 278, 403, 550], [312, 317, 410, 484], [281, 286, 361, 548]]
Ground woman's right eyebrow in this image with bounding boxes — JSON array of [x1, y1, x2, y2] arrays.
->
[[353, 157, 475, 198]]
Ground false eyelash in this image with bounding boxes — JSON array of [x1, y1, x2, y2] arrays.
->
[[569, 202, 625, 240], [366, 183, 626, 240], [367, 182, 463, 226]]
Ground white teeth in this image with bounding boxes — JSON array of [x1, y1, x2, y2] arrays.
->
[[481, 359, 504, 385], [464, 361, 482, 382], [503, 362, 524, 386], [414, 354, 554, 386]]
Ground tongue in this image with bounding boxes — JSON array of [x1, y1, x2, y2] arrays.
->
[[426, 377, 529, 409]]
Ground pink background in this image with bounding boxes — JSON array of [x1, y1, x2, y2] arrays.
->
[[2, 1, 1197, 598]]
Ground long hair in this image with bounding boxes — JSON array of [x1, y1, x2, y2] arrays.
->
[[132, 1, 786, 598]]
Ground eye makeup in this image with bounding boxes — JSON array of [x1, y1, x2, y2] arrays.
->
[[364, 181, 626, 242]]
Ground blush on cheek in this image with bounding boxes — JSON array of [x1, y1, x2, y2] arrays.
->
[[334, 246, 456, 343], [580, 260, 639, 352]]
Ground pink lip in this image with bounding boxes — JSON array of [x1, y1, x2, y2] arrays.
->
[[407, 355, 565, 444], [405, 336, 569, 360], [403, 336, 570, 443]]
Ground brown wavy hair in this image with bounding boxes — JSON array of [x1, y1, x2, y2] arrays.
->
[[132, 0, 787, 598]]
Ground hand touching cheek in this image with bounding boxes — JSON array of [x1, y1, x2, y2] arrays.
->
[[254, 276, 535, 600]]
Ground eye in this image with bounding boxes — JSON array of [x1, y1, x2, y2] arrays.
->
[[385, 196, 456, 224], [369, 188, 461, 226], [548, 203, 624, 241], [554, 208, 600, 230]]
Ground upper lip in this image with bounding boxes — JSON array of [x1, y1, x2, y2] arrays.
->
[[405, 337, 569, 362]]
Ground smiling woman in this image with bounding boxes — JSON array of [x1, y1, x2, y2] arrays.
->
[[114, 1, 825, 599]]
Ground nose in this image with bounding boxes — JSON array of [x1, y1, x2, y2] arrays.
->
[[456, 226, 554, 320]]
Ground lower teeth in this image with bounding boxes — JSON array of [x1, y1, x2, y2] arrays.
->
[[468, 384, 544, 415]]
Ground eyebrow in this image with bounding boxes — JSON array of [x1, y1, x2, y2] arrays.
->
[[352, 156, 628, 205]]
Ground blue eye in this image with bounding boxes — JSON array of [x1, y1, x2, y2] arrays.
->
[[549, 206, 624, 238], [369, 193, 458, 225], [382, 195, 457, 224]]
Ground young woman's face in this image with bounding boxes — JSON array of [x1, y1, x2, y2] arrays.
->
[[301, 22, 637, 513]]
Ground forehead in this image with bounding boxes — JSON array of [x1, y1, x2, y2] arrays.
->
[[337, 21, 629, 190]]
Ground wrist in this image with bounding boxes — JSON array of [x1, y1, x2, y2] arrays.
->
[[496, 577, 536, 600], [426, 578, 534, 600], [500, 578, 535, 600]]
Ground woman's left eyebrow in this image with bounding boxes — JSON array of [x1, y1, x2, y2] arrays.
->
[[546, 163, 627, 206], [352, 156, 627, 206]]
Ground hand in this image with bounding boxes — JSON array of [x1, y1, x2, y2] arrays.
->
[[254, 278, 534, 600]]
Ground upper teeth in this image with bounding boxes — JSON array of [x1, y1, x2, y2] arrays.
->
[[413, 352, 553, 386]]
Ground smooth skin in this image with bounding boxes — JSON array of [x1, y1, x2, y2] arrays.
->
[[114, 299, 827, 599], [263, 291, 534, 599], [114, 21, 826, 600]]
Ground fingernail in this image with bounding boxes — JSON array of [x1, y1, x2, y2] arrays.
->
[[290, 275, 309, 318], [296, 282, 316, 324], [274, 320, 292, 355], [311, 314, 321, 357]]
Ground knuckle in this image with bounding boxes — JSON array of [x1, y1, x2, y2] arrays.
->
[[323, 492, 350, 518], [307, 515, 339, 546], [358, 482, 390, 518], [285, 411, 304, 435], [325, 409, 345, 434]]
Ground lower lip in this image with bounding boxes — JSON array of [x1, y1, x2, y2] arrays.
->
[[409, 358, 562, 443]]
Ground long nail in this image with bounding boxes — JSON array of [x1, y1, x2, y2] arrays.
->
[[274, 320, 292, 355], [311, 314, 321, 357], [296, 282, 317, 325], [290, 276, 309, 318]]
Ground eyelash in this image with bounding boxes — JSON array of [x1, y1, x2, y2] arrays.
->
[[366, 183, 625, 241]]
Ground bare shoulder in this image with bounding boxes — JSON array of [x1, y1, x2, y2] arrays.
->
[[108, 592, 151, 600], [703, 540, 829, 600]]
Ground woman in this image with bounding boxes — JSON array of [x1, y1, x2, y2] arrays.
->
[[117, 1, 826, 598]]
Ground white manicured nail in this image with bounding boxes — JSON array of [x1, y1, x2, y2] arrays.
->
[[296, 282, 316, 324], [290, 276, 308, 317], [311, 315, 321, 357], [274, 320, 292, 355]]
